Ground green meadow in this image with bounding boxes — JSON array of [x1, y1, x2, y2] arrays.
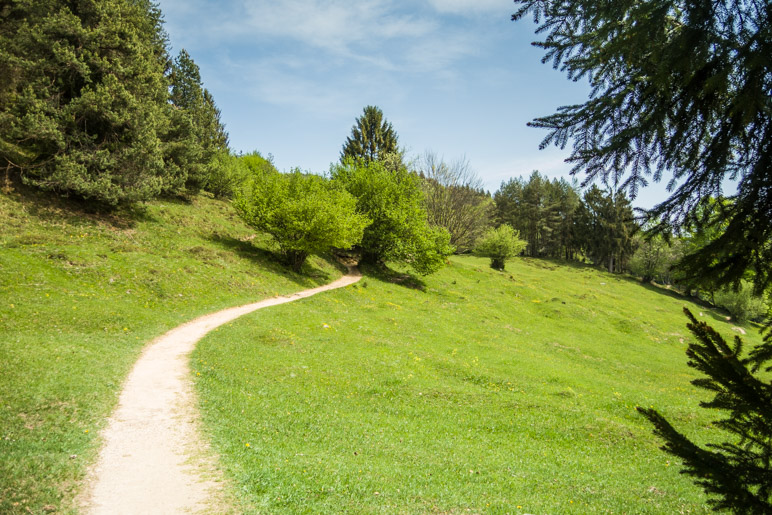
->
[[193, 256, 763, 514], [1, 185, 764, 513], [0, 187, 340, 513]]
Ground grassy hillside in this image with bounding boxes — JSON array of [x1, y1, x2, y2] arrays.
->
[[193, 256, 763, 514], [0, 186, 342, 514]]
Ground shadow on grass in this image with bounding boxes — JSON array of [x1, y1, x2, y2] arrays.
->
[[5, 175, 158, 229], [359, 261, 427, 292], [206, 233, 339, 286]]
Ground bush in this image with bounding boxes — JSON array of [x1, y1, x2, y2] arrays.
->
[[204, 151, 247, 199], [474, 225, 527, 270], [233, 169, 369, 272], [331, 157, 453, 275], [713, 282, 769, 323]]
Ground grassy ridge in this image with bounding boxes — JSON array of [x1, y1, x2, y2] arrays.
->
[[0, 187, 341, 514], [193, 256, 763, 514]]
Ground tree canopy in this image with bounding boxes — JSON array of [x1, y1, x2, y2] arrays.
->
[[0, 0, 229, 205], [331, 157, 453, 275], [0, 0, 171, 205], [234, 169, 369, 272], [340, 106, 400, 164], [512, 0, 771, 294]]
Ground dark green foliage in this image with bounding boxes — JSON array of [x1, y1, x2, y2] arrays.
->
[[420, 152, 493, 253], [512, 0, 771, 295], [234, 169, 369, 272], [331, 158, 453, 275], [494, 171, 581, 260], [340, 106, 400, 164], [575, 186, 637, 273], [167, 49, 229, 195], [0, 0, 171, 205], [473, 224, 527, 270], [638, 308, 772, 512]]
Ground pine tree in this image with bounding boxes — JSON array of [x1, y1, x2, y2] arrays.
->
[[576, 186, 637, 273], [340, 106, 400, 164], [512, 0, 771, 294], [0, 0, 171, 205], [638, 309, 772, 512], [166, 49, 229, 194], [494, 172, 581, 259]]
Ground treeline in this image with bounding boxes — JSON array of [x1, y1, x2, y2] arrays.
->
[[0, 0, 231, 205], [494, 171, 637, 274], [423, 167, 638, 273]]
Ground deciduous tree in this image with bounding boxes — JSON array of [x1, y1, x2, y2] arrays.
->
[[419, 151, 493, 253], [473, 224, 527, 271], [234, 169, 369, 272], [331, 157, 453, 275]]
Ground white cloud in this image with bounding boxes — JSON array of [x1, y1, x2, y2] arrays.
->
[[238, 0, 437, 55], [426, 0, 511, 15]]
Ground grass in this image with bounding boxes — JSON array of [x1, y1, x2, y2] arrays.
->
[[0, 185, 342, 514], [193, 256, 764, 514]]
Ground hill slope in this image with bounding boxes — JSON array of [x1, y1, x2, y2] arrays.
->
[[0, 187, 342, 513], [192, 255, 763, 514]]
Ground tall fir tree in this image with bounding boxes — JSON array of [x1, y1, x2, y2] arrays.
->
[[166, 48, 229, 195], [0, 0, 172, 205], [340, 105, 400, 164]]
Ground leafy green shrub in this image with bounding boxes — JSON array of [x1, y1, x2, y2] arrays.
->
[[713, 282, 769, 323], [473, 224, 527, 270], [234, 169, 369, 272], [204, 151, 248, 199], [331, 157, 453, 275]]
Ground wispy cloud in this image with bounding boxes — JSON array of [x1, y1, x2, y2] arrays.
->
[[425, 0, 513, 15]]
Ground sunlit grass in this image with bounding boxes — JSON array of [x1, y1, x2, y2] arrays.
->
[[0, 186, 341, 514], [194, 255, 763, 514]]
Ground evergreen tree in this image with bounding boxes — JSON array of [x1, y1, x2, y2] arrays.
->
[[340, 106, 400, 164], [166, 49, 229, 194], [513, 2, 771, 503], [0, 0, 171, 205], [638, 309, 772, 512], [575, 186, 637, 273], [494, 172, 581, 259], [511, 0, 771, 294]]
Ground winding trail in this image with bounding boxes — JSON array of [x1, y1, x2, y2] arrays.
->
[[80, 268, 361, 514]]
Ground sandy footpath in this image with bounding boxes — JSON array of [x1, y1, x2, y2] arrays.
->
[[79, 268, 361, 514]]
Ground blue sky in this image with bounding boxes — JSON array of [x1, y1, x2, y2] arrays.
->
[[157, 0, 674, 208]]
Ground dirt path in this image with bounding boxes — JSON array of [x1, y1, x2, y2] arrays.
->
[[79, 268, 361, 514]]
